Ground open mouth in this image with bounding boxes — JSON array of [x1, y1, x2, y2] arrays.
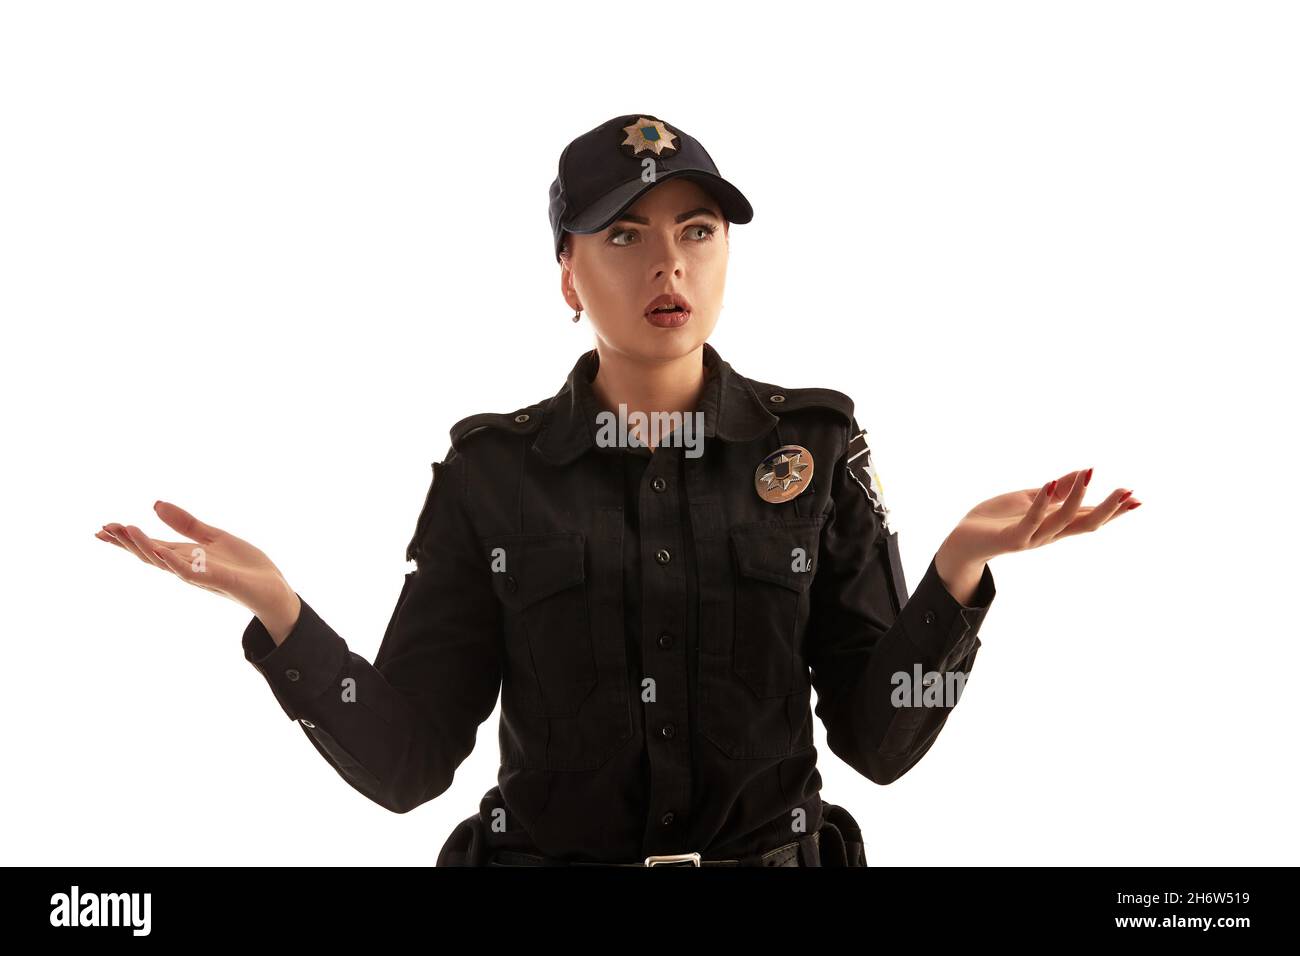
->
[[644, 293, 693, 325]]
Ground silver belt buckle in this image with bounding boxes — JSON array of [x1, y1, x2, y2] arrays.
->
[[643, 851, 702, 867]]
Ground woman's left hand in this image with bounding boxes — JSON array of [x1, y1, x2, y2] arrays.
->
[[941, 467, 1140, 568]]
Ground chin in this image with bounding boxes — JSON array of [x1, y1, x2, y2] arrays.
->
[[596, 316, 717, 363], [635, 329, 711, 361]]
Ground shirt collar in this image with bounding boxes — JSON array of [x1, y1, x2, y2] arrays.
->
[[532, 341, 779, 465]]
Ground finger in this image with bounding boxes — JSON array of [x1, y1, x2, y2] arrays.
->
[[1047, 470, 1085, 502], [1030, 467, 1091, 545], [96, 528, 127, 549], [1051, 488, 1133, 538], [149, 540, 202, 581], [102, 523, 158, 567], [1101, 496, 1142, 524], [123, 524, 172, 571], [123, 526, 197, 575], [1016, 470, 1082, 501], [1011, 479, 1058, 544], [148, 539, 210, 563], [153, 500, 224, 545]]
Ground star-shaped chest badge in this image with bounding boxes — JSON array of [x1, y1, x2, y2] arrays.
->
[[754, 444, 815, 504]]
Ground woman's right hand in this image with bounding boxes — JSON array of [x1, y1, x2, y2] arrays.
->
[[95, 501, 302, 644]]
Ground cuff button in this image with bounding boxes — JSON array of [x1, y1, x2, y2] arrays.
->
[[285, 668, 301, 681], [922, 610, 936, 625]]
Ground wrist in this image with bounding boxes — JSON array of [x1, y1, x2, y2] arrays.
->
[[256, 584, 302, 647], [935, 535, 987, 608]]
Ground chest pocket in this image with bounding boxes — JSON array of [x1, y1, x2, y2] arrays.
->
[[729, 517, 824, 699], [483, 531, 594, 716]]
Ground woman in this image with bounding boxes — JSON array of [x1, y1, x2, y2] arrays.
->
[[95, 114, 1140, 866]]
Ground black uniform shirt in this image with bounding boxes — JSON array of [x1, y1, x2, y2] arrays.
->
[[242, 342, 996, 863]]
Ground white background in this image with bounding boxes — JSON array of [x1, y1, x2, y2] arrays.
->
[[3, 0, 1296, 866]]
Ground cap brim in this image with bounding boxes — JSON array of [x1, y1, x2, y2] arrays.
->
[[563, 169, 753, 236]]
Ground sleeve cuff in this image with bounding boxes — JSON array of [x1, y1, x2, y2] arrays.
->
[[897, 556, 996, 668], [241, 595, 350, 721]]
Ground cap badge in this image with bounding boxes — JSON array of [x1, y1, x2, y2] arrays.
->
[[754, 445, 815, 504], [621, 118, 679, 156]]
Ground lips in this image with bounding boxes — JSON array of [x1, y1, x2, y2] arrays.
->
[[644, 293, 693, 316]]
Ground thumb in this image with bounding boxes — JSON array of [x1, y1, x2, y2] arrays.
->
[[154, 500, 224, 544]]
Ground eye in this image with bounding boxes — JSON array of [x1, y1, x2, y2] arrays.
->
[[608, 228, 638, 246], [685, 223, 718, 241]]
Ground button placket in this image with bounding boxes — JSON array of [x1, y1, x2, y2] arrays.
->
[[638, 447, 690, 851]]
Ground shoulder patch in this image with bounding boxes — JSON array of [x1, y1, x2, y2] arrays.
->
[[743, 380, 855, 425], [450, 403, 546, 452], [845, 426, 894, 534]]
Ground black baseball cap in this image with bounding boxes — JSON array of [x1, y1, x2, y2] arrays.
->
[[548, 113, 753, 263]]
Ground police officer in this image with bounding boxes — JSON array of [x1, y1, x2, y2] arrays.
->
[[95, 113, 1140, 866]]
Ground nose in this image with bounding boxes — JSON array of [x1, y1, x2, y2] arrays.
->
[[645, 232, 686, 279]]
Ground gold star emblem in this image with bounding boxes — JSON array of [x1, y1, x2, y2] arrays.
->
[[754, 445, 815, 504], [621, 118, 679, 156]]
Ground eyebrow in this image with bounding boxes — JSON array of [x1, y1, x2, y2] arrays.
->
[[614, 207, 720, 226]]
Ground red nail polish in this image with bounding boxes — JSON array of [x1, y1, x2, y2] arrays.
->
[[1084, 468, 1093, 487], [1046, 480, 1057, 495], [1125, 500, 1141, 510], [1118, 490, 1132, 502]]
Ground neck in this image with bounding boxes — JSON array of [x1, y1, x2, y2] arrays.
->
[[589, 343, 708, 450]]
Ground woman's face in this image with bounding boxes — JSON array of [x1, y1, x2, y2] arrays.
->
[[560, 177, 729, 364]]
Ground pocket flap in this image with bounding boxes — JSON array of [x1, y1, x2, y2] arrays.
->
[[482, 531, 586, 610], [729, 517, 825, 592]]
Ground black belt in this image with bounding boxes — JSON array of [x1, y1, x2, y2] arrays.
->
[[488, 831, 818, 867]]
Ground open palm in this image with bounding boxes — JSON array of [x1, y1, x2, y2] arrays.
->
[[95, 500, 295, 617], [952, 468, 1141, 561]]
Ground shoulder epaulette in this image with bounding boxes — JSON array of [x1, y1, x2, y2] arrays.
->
[[449, 402, 546, 452], [742, 379, 855, 426]]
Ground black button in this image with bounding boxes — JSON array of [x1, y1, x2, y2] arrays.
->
[[505, 574, 518, 593], [651, 476, 667, 492], [661, 811, 675, 826], [661, 723, 675, 738], [285, 668, 301, 682], [657, 632, 674, 649], [656, 548, 671, 565], [922, 610, 936, 625]]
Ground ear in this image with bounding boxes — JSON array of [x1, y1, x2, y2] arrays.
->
[[558, 257, 578, 307]]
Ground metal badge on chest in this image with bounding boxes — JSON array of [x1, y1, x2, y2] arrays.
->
[[753, 444, 814, 504]]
